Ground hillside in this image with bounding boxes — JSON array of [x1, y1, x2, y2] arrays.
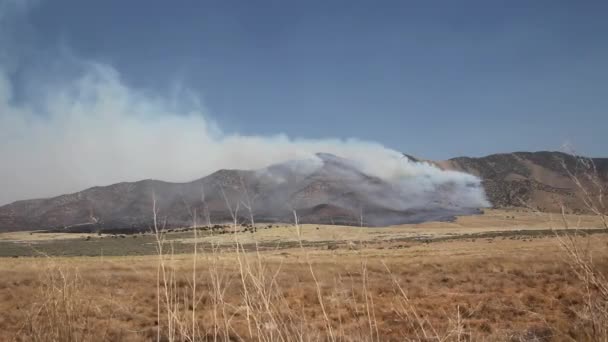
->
[[0, 153, 482, 232], [440, 151, 608, 212], [1, 151, 605, 232]]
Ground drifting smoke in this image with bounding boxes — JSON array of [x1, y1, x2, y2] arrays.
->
[[252, 152, 489, 225], [0, 1, 489, 210]]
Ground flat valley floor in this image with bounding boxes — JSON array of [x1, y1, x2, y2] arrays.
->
[[0, 209, 607, 341]]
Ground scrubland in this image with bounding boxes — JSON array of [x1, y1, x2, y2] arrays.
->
[[1, 211, 607, 341]]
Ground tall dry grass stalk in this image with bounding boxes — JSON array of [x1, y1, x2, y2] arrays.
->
[[18, 261, 110, 342], [145, 188, 468, 342], [553, 154, 608, 341]]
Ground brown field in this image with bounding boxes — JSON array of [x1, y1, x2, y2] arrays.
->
[[0, 231, 99, 242], [0, 210, 607, 341], [176, 209, 606, 246]]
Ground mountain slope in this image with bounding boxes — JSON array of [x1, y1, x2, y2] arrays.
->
[[1, 151, 604, 232], [0, 153, 483, 232], [439, 151, 608, 212]]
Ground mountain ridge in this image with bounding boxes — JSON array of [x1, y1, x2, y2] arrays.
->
[[0, 151, 605, 232], [438, 151, 607, 212]]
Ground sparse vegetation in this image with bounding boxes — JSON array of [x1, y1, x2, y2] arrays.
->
[[0, 235, 605, 341], [0, 208, 607, 341]]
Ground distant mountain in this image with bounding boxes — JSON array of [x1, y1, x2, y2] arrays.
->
[[0, 151, 604, 232], [438, 151, 608, 213], [0, 153, 481, 232]]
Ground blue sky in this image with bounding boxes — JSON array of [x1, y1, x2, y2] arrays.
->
[[10, 0, 608, 159]]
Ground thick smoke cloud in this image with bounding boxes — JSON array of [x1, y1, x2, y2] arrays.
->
[[0, 1, 490, 209]]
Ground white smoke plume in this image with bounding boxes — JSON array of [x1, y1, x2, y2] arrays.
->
[[0, 1, 490, 210]]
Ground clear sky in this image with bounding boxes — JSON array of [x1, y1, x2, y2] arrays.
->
[[7, 0, 608, 159]]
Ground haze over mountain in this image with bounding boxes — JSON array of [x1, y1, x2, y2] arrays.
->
[[1, 2, 606, 233], [0, 152, 488, 232], [2, 1, 607, 208], [0, 150, 605, 233]]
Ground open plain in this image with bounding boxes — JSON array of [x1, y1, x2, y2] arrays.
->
[[0, 209, 607, 341]]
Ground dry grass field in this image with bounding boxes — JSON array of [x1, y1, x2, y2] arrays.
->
[[0, 209, 607, 341], [0, 231, 99, 242], [176, 209, 606, 246]]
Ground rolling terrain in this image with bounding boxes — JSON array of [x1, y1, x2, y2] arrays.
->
[[0, 151, 605, 232], [0, 153, 481, 232], [439, 151, 608, 212]]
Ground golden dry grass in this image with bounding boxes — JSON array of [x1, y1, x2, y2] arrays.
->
[[174, 209, 606, 246], [1, 232, 607, 341], [0, 230, 99, 242]]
